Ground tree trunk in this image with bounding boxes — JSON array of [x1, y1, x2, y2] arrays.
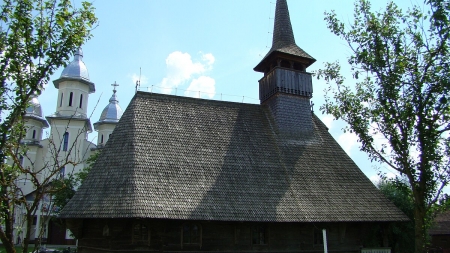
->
[[22, 213, 33, 253], [0, 231, 16, 253], [0, 194, 16, 253], [414, 205, 426, 253]]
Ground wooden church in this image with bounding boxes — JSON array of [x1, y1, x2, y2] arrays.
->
[[59, 0, 408, 252]]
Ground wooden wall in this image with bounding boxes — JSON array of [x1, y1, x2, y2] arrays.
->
[[69, 218, 387, 253]]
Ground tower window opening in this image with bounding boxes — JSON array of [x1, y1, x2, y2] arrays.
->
[[79, 94, 83, 108], [69, 92, 73, 106], [101, 134, 104, 144], [280, 60, 290, 69], [63, 132, 69, 151], [19, 155, 24, 166], [32, 130, 36, 139], [60, 93, 64, 107]]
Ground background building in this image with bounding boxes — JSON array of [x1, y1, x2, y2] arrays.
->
[[14, 49, 123, 245]]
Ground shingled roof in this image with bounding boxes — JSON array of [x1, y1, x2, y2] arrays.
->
[[429, 210, 450, 235], [60, 92, 407, 222]]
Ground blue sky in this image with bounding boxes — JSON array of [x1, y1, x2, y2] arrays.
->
[[39, 0, 427, 186]]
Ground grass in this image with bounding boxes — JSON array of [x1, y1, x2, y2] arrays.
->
[[0, 245, 23, 253]]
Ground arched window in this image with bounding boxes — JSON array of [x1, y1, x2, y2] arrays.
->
[[101, 134, 104, 144], [63, 132, 69, 151], [59, 166, 65, 179], [182, 223, 201, 245], [60, 93, 64, 107], [69, 92, 73, 106], [79, 94, 83, 108], [32, 130, 36, 139]]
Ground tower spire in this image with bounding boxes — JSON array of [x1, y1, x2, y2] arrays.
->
[[254, 0, 315, 73], [272, 0, 296, 48]]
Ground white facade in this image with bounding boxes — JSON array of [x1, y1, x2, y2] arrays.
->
[[13, 49, 123, 245]]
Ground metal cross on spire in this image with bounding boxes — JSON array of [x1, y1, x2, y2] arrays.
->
[[112, 81, 119, 93]]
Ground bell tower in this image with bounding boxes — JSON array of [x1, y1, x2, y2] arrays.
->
[[254, 0, 316, 134], [46, 48, 94, 154]]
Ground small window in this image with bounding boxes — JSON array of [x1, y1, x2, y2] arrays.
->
[[314, 230, 324, 245], [59, 167, 65, 178], [101, 134, 104, 144], [79, 94, 83, 108], [19, 155, 24, 166], [60, 93, 64, 107], [69, 92, 73, 106], [132, 222, 149, 245], [252, 224, 268, 245], [63, 132, 69, 151], [32, 216, 37, 225], [182, 223, 201, 245], [32, 130, 36, 139]]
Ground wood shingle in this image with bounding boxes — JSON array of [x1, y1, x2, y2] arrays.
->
[[59, 92, 407, 223]]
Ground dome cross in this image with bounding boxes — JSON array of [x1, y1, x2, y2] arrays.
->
[[111, 81, 119, 93]]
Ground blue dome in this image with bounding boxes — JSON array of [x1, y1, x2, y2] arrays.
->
[[25, 95, 49, 128], [26, 95, 43, 117], [53, 48, 95, 93], [99, 92, 123, 122], [60, 48, 90, 81]]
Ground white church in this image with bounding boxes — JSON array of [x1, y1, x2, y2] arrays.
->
[[14, 48, 123, 245]]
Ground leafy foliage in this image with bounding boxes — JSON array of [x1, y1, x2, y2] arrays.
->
[[316, 0, 450, 252], [0, 1, 97, 252], [51, 151, 98, 214]]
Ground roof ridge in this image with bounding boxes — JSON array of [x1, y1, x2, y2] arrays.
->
[[135, 91, 260, 107]]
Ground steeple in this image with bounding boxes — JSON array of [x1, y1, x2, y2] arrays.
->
[[255, 0, 315, 133], [272, 0, 296, 49], [54, 48, 95, 93], [94, 82, 123, 148], [22, 94, 49, 145], [254, 0, 315, 74]]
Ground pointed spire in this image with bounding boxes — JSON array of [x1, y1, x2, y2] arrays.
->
[[74, 48, 83, 61], [254, 0, 315, 73], [272, 0, 296, 48]]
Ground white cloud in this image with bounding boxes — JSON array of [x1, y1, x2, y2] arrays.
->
[[185, 76, 216, 99], [337, 131, 358, 156], [320, 114, 334, 129], [201, 53, 215, 66], [369, 174, 381, 185], [370, 171, 397, 186], [157, 51, 215, 94]]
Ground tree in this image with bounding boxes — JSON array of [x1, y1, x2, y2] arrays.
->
[[316, 0, 450, 252], [378, 179, 415, 253], [52, 150, 98, 214], [0, 1, 97, 253]]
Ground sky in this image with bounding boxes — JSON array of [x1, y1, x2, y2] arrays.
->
[[38, 0, 430, 187]]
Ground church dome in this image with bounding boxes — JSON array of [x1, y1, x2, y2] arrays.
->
[[53, 48, 95, 93], [25, 95, 49, 128], [98, 92, 123, 123], [25, 95, 43, 117], [60, 48, 90, 81]]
